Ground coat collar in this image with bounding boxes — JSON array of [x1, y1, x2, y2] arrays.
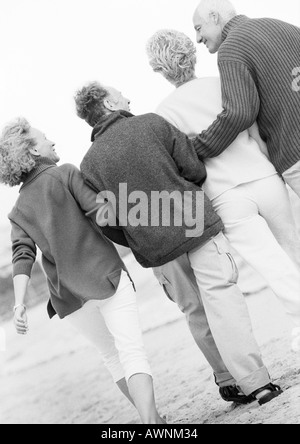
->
[[91, 110, 134, 142], [222, 15, 249, 42], [20, 157, 57, 192]]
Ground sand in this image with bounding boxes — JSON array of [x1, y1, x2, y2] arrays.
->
[[0, 256, 299, 425]]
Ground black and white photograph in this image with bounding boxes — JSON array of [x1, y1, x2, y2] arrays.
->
[[0, 0, 299, 426]]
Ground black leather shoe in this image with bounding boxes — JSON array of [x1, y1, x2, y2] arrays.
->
[[219, 386, 255, 405], [252, 383, 283, 406]]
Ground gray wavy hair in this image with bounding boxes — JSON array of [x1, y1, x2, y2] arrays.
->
[[0, 118, 37, 187], [74, 81, 110, 127], [146, 29, 197, 88]]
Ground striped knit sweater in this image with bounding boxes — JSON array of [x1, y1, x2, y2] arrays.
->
[[193, 15, 300, 175]]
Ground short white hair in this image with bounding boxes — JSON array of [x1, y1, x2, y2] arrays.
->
[[195, 0, 237, 24], [146, 30, 197, 87]]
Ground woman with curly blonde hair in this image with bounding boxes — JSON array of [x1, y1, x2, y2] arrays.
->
[[0, 118, 165, 424], [0, 118, 42, 186], [147, 30, 197, 88]]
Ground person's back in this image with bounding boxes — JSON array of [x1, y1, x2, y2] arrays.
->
[[77, 81, 294, 406], [219, 16, 300, 174], [156, 76, 276, 200], [147, 24, 300, 358], [1, 118, 166, 423], [9, 160, 125, 319], [80, 110, 223, 268]]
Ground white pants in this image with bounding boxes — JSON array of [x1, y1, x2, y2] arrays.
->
[[212, 175, 300, 326], [283, 160, 300, 199], [66, 272, 152, 383]]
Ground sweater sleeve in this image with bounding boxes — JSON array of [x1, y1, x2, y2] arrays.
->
[[11, 221, 37, 278], [66, 164, 129, 246], [169, 124, 207, 187], [151, 115, 207, 186], [66, 164, 99, 213], [193, 61, 260, 159]]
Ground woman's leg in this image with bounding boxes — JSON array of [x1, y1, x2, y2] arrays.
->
[[66, 300, 133, 404], [127, 374, 163, 424], [213, 184, 300, 327], [99, 272, 164, 424]]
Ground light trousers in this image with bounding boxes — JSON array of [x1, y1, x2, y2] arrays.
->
[[213, 175, 300, 327], [66, 272, 152, 383], [188, 233, 271, 396], [283, 160, 300, 199], [153, 256, 235, 388]]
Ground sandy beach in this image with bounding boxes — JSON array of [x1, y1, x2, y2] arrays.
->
[[0, 253, 299, 425]]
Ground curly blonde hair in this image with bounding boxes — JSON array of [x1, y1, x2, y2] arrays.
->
[[146, 30, 197, 88], [74, 82, 110, 127], [0, 118, 37, 187]]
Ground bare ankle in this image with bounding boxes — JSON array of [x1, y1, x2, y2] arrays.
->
[[144, 414, 166, 425]]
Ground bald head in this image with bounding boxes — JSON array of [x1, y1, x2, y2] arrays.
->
[[193, 0, 237, 53]]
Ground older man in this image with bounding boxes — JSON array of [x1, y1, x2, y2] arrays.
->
[[75, 81, 284, 406], [192, 0, 300, 199], [146, 28, 300, 351]]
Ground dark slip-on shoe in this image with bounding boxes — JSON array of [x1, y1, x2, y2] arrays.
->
[[219, 385, 255, 405]]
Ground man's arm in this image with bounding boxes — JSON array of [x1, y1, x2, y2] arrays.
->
[[193, 62, 260, 159], [170, 125, 207, 186], [66, 164, 103, 214], [151, 115, 207, 186], [66, 164, 129, 247]]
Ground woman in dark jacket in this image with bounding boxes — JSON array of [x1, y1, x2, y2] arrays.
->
[[0, 117, 164, 425]]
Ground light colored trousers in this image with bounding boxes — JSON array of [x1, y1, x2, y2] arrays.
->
[[66, 272, 152, 383], [155, 233, 271, 396], [213, 175, 300, 327], [283, 160, 300, 199], [153, 255, 235, 388], [188, 233, 270, 396]]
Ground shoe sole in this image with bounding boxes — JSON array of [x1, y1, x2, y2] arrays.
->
[[258, 390, 283, 406]]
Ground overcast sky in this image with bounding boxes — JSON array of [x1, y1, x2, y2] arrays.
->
[[0, 0, 300, 229]]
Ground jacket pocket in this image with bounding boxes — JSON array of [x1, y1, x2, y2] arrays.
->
[[155, 274, 176, 304], [224, 252, 239, 285], [213, 234, 239, 285]]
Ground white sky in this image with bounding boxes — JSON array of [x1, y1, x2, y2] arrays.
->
[[0, 0, 300, 229]]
